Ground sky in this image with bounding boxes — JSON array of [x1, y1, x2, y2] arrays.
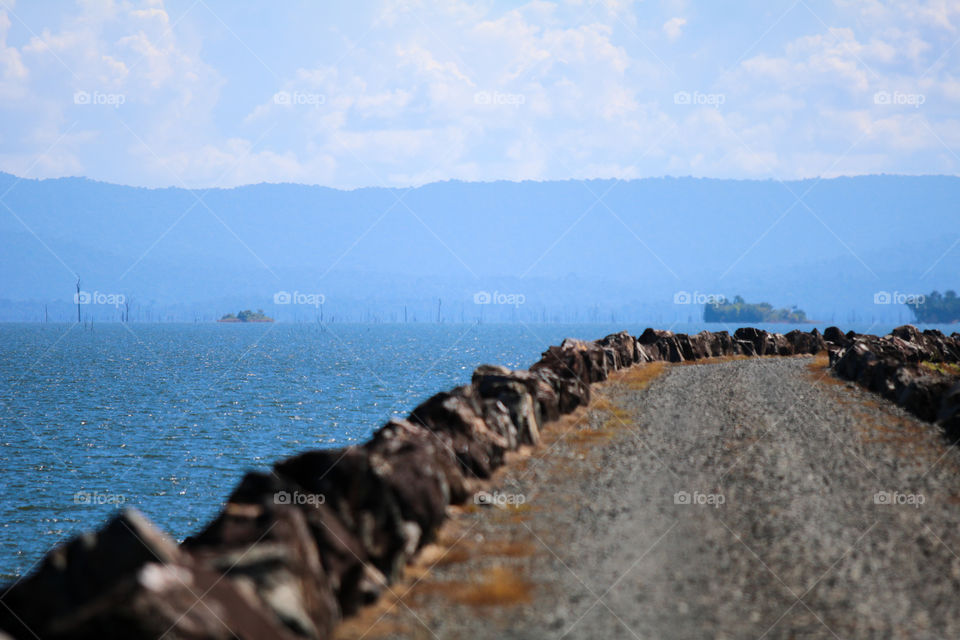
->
[[0, 0, 959, 189]]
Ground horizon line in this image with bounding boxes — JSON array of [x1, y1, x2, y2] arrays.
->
[[2, 170, 959, 194]]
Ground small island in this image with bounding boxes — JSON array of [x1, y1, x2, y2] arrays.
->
[[910, 290, 960, 324], [218, 309, 274, 323], [704, 295, 809, 323]]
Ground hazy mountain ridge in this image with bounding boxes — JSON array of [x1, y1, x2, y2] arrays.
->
[[1, 172, 957, 323]]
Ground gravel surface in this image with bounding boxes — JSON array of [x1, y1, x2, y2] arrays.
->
[[336, 357, 960, 640]]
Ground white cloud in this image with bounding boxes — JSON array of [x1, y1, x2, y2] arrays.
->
[[663, 17, 686, 41], [1, 0, 959, 187]]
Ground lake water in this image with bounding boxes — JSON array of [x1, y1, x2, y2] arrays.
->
[[0, 321, 954, 579]]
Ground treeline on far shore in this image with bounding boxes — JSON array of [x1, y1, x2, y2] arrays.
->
[[704, 296, 809, 324], [706, 291, 960, 325], [911, 291, 960, 324]]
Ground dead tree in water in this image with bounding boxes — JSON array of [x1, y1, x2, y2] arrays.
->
[[75, 277, 81, 323]]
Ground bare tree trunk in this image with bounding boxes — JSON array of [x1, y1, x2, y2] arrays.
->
[[75, 277, 81, 323]]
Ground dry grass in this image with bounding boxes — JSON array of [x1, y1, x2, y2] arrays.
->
[[416, 531, 537, 570], [807, 352, 830, 372], [480, 539, 537, 557], [616, 361, 667, 390], [806, 353, 852, 393], [334, 618, 417, 640], [555, 362, 669, 448], [422, 541, 472, 567], [922, 361, 960, 377], [589, 395, 631, 421], [418, 566, 535, 608]]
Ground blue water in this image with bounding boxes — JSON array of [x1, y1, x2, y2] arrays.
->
[[0, 321, 954, 579]]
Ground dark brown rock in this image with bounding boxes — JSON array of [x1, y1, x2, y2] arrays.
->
[[890, 325, 954, 362], [602, 345, 622, 371], [530, 344, 583, 380], [184, 471, 377, 617], [770, 333, 795, 356], [706, 331, 737, 357], [734, 327, 773, 356], [474, 365, 560, 426], [367, 418, 467, 505], [896, 369, 954, 423], [689, 332, 716, 359], [638, 328, 686, 362], [472, 365, 553, 445], [188, 504, 339, 639], [937, 382, 960, 442], [273, 448, 414, 584], [407, 385, 510, 478], [823, 326, 848, 347], [529, 366, 590, 414], [364, 427, 452, 548], [735, 339, 756, 357], [599, 331, 639, 367], [560, 338, 609, 382], [480, 398, 521, 450], [1, 509, 298, 640], [785, 329, 826, 355], [831, 333, 960, 434]]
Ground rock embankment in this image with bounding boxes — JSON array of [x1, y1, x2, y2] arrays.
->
[[829, 325, 960, 440], [1, 325, 956, 639]]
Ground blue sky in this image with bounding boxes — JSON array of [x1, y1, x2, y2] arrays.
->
[[1, 0, 958, 188]]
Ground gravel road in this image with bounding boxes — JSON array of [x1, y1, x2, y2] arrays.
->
[[336, 357, 960, 640]]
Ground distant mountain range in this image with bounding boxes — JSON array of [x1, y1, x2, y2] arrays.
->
[[1, 172, 957, 324]]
